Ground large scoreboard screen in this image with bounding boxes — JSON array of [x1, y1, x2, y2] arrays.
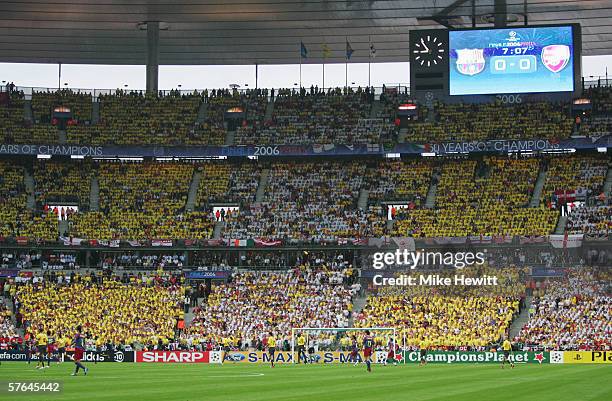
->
[[449, 25, 578, 95]]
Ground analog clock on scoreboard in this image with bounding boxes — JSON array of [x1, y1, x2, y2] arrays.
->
[[409, 29, 450, 95]]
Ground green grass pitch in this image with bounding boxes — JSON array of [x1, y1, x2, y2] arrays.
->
[[1, 362, 610, 401]]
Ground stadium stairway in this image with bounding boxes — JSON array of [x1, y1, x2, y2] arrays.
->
[[424, 168, 440, 209], [2, 296, 25, 338], [265, 97, 275, 120], [397, 127, 409, 143], [529, 165, 548, 207], [89, 176, 100, 212], [348, 294, 369, 327], [213, 221, 224, 239], [92, 101, 100, 124], [58, 218, 69, 237], [554, 216, 568, 234], [58, 129, 67, 144], [255, 169, 270, 203], [386, 219, 394, 233], [369, 99, 382, 119], [604, 165, 612, 196], [185, 170, 202, 212], [357, 189, 369, 210], [196, 101, 208, 124], [509, 296, 532, 339], [23, 100, 33, 123], [184, 308, 196, 326], [224, 130, 235, 146], [24, 169, 35, 210]]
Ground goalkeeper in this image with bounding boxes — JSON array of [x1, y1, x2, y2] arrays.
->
[[296, 333, 309, 364]]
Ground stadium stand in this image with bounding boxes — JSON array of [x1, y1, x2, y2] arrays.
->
[[98, 253, 186, 270], [188, 271, 354, 345], [356, 266, 524, 348], [364, 159, 433, 203], [0, 91, 32, 144], [392, 157, 558, 237], [516, 268, 611, 350], [223, 161, 374, 242], [66, 90, 201, 145], [0, 300, 20, 344], [67, 161, 214, 240], [32, 90, 92, 124], [33, 159, 94, 209], [14, 273, 184, 346], [0, 161, 57, 240], [566, 205, 611, 235], [405, 101, 574, 142], [234, 87, 382, 145], [196, 161, 262, 208], [1, 251, 41, 269], [585, 85, 612, 114], [541, 155, 609, 207]]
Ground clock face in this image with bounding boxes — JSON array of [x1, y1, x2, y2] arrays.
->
[[412, 34, 446, 68]]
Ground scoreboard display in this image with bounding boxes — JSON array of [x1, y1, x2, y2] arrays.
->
[[448, 25, 579, 95]]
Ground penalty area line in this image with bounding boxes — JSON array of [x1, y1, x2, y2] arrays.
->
[[207, 373, 265, 378]]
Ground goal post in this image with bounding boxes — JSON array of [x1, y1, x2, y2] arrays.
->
[[290, 327, 397, 364]]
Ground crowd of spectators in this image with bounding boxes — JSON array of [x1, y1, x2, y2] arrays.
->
[[99, 253, 186, 270], [187, 270, 354, 346], [1, 251, 41, 269], [13, 273, 185, 347], [66, 90, 203, 145], [223, 161, 376, 242], [0, 161, 58, 240], [3, 85, 612, 146], [392, 157, 558, 237], [541, 155, 609, 207], [200, 89, 267, 145], [364, 159, 433, 204], [33, 159, 94, 208], [0, 300, 19, 345], [406, 101, 574, 142], [0, 90, 41, 144], [67, 161, 214, 240], [32, 90, 92, 124], [516, 268, 610, 350], [566, 205, 611, 236], [196, 163, 230, 207], [234, 87, 379, 145], [356, 266, 524, 349], [584, 85, 612, 114]]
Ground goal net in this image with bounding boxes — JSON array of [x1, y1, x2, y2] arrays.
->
[[290, 327, 397, 364]]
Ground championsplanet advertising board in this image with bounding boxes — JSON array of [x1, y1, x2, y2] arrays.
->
[[403, 351, 551, 364]]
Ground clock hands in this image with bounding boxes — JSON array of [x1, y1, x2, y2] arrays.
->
[[420, 38, 430, 52]]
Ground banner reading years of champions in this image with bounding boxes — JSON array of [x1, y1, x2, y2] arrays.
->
[[1, 136, 610, 158], [403, 351, 551, 364]]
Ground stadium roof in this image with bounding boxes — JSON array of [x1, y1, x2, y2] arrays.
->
[[0, 0, 611, 65]]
